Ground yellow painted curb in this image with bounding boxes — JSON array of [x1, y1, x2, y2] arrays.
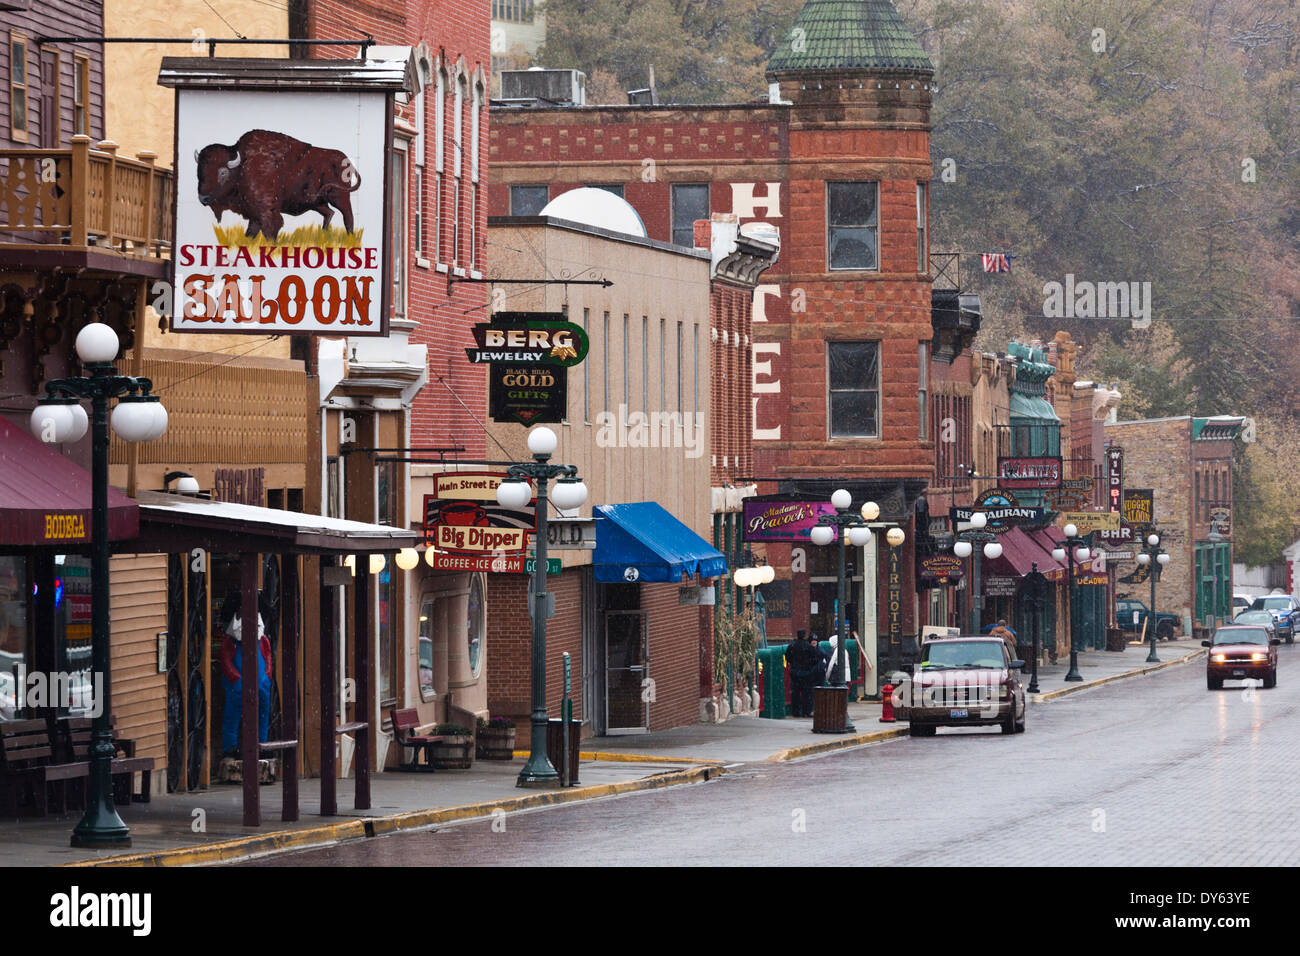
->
[[64, 764, 719, 867], [507, 749, 720, 765], [1032, 648, 1206, 703], [766, 726, 909, 762], [61, 819, 368, 868]]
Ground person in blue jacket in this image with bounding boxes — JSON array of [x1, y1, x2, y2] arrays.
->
[[218, 592, 273, 758]]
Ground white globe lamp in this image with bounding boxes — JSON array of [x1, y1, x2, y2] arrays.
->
[[983, 541, 1003, 560], [527, 426, 558, 457], [954, 540, 973, 558], [75, 322, 120, 364], [496, 478, 532, 510], [831, 488, 852, 511], [810, 525, 835, 547]]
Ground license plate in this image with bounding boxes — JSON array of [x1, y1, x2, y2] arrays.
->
[[1232, 669, 1245, 676], [949, 709, 968, 719]]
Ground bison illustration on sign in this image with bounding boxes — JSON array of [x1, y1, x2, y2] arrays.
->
[[194, 129, 361, 240]]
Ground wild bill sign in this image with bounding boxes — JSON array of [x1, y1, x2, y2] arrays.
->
[[170, 89, 390, 335]]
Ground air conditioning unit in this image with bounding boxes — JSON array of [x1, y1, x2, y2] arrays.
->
[[499, 68, 586, 106]]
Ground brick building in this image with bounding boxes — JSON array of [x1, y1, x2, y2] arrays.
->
[[489, 0, 977, 695], [1105, 415, 1246, 633]]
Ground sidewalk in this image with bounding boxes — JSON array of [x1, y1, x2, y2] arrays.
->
[[1, 636, 1202, 866]]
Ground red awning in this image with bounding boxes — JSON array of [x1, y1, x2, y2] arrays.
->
[[1023, 528, 1068, 581], [0, 416, 138, 548], [984, 526, 1056, 580]]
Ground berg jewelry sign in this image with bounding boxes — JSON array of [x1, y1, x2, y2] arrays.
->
[[160, 57, 412, 335], [471, 312, 589, 425]]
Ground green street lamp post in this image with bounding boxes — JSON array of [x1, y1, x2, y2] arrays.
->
[[31, 323, 169, 848], [952, 511, 999, 636], [1052, 524, 1091, 683], [1137, 532, 1170, 663], [495, 426, 588, 788], [810, 492, 896, 732]]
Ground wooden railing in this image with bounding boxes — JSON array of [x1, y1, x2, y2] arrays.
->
[[0, 134, 173, 257]]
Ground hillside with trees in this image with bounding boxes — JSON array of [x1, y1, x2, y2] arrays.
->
[[535, 0, 1300, 563]]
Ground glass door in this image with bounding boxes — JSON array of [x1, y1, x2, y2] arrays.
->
[[605, 610, 648, 733]]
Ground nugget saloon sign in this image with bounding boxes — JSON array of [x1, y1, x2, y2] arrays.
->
[[168, 86, 392, 335]]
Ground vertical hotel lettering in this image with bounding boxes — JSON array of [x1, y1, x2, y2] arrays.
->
[[730, 182, 784, 441]]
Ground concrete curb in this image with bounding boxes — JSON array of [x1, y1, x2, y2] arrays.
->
[[765, 725, 909, 762], [509, 749, 721, 765], [62, 764, 720, 868], [1031, 647, 1206, 703]]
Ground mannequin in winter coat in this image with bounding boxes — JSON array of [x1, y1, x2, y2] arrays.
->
[[219, 595, 273, 757]]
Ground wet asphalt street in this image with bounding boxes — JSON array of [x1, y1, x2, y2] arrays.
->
[[250, 646, 1300, 866]]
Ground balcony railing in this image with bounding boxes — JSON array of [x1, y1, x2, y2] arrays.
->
[[0, 134, 173, 258]]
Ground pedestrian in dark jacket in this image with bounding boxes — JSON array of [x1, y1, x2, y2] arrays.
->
[[784, 630, 813, 716]]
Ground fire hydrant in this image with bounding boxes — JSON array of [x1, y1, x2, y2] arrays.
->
[[879, 683, 896, 722]]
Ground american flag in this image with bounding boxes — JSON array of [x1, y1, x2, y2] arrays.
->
[[982, 253, 1011, 273]]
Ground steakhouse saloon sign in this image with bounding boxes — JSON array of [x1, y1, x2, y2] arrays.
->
[[169, 87, 392, 335]]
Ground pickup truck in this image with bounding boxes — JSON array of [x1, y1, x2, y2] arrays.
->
[[1116, 599, 1179, 641]]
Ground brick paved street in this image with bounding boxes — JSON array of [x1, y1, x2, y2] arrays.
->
[[254, 645, 1299, 866]]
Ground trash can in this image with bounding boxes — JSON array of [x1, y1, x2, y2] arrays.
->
[[1106, 628, 1127, 652], [758, 646, 787, 719], [546, 717, 581, 785]]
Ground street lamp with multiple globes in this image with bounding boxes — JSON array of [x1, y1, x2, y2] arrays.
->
[[495, 426, 588, 788], [810, 491, 880, 692], [951, 511, 1001, 635], [1136, 532, 1171, 663], [1052, 523, 1091, 683], [30, 323, 168, 848]]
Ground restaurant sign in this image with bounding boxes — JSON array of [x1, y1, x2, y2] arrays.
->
[[950, 490, 1044, 533], [423, 473, 536, 555], [171, 89, 392, 335], [997, 456, 1062, 490], [742, 499, 837, 542]]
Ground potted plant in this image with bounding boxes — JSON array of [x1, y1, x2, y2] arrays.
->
[[476, 716, 516, 760], [429, 723, 473, 769]]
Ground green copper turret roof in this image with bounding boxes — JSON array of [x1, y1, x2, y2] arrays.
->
[[767, 0, 934, 74]]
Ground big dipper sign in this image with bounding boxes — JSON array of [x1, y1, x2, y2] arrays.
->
[[160, 56, 410, 335]]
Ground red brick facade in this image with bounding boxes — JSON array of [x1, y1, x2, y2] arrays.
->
[[309, 0, 489, 454]]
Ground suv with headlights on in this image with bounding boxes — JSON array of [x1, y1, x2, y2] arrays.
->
[[1204, 625, 1279, 689], [895, 637, 1026, 736]]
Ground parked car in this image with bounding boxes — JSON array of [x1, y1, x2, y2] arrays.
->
[[1233, 593, 1253, 616], [1116, 598, 1179, 641], [1233, 609, 1279, 642], [1248, 595, 1298, 643], [1203, 625, 1279, 689], [895, 636, 1026, 736]]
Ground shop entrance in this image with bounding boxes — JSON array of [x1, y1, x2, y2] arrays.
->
[[605, 610, 648, 733]]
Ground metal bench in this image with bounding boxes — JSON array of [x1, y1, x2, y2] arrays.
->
[[388, 708, 444, 772]]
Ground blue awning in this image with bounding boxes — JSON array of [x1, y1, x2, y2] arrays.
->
[[593, 502, 727, 583]]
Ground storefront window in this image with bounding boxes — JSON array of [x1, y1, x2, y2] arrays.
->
[[418, 597, 436, 702], [1, 556, 28, 719], [55, 555, 93, 715], [467, 575, 483, 678]]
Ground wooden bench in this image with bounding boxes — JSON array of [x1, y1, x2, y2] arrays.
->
[[0, 719, 89, 816], [55, 717, 155, 804], [388, 708, 445, 772]]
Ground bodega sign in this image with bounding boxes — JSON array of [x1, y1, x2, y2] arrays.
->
[[166, 79, 394, 335]]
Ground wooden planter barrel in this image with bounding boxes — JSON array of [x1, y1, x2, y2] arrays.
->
[[429, 735, 473, 769], [812, 685, 850, 733], [477, 727, 516, 760]]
